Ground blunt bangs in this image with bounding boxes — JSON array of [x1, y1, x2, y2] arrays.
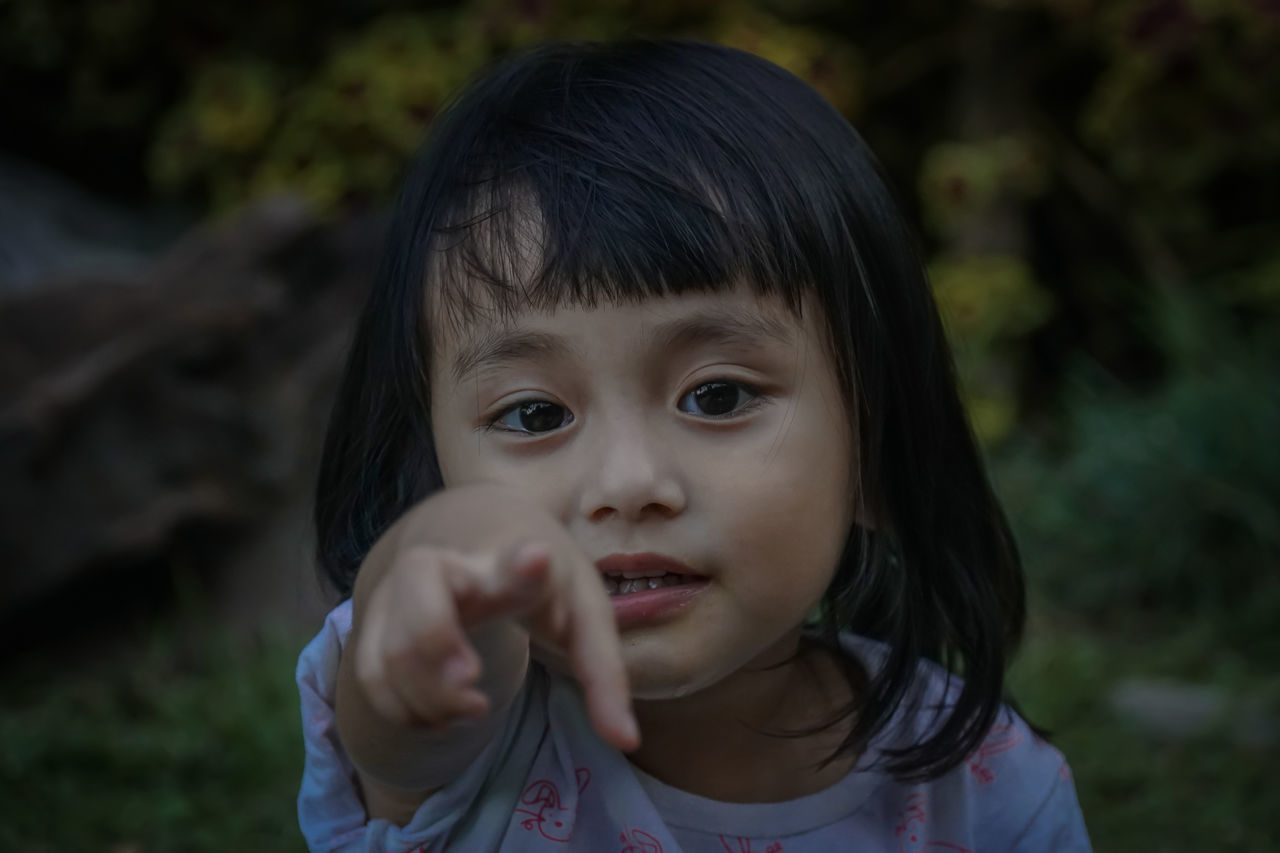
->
[[421, 40, 862, 338]]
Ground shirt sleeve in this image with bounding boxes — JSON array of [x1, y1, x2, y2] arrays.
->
[[1002, 751, 1093, 853], [295, 600, 546, 852]]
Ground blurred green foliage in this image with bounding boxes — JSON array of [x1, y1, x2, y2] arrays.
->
[[0, 628, 304, 850], [140, 2, 861, 212], [0, 1, 870, 206], [151, 12, 490, 211], [932, 252, 1053, 440], [995, 308, 1280, 662], [1008, 615, 1280, 851], [1082, 0, 1280, 233], [919, 136, 1049, 236]]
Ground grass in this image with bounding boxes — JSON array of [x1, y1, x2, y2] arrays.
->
[[1008, 607, 1280, 852], [0, 624, 308, 852]]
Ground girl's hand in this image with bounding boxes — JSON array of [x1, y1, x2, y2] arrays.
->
[[348, 486, 640, 752]]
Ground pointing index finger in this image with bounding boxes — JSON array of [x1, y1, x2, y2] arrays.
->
[[561, 557, 639, 752]]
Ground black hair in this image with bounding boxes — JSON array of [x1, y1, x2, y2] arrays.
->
[[315, 39, 1027, 782]]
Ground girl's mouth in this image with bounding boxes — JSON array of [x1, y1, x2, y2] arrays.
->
[[594, 553, 708, 626]]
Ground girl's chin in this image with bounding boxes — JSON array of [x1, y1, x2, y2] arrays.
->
[[625, 662, 723, 703], [528, 650, 709, 705]]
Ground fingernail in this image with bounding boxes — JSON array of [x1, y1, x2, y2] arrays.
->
[[513, 542, 549, 575], [442, 653, 475, 686], [515, 541, 544, 561], [459, 692, 489, 719]]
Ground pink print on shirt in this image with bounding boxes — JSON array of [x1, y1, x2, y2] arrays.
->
[[618, 827, 665, 853], [718, 836, 784, 852], [894, 792, 973, 853], [514, 767, 591, 842], [965, 720, 1023, 785]]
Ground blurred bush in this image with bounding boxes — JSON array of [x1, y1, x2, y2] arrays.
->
[[134, 1, 861, 214], [932, 252, 1053, 442], [0, 625, 304, 849], [1081, 0, 1280, 236], [995, 301, 1280, 661], [151, 13, 491, 211]]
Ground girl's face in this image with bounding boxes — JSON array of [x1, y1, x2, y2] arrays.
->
[[430, 284, 856, 700]]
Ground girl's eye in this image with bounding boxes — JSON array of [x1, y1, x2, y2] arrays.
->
[[488, 400, 573, 435], [677, 380, 760, 418]]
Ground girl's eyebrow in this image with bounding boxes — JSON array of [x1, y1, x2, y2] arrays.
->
[[651, 308, 796, 355], [449, 307, 795, 384], [449, 330, 576, 384]]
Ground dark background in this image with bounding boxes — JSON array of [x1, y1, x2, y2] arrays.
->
[[1, 0, 1277, 849]]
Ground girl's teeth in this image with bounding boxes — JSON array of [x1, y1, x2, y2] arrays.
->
[[603, 573, 687, 596]]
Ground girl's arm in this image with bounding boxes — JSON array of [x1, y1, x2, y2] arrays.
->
[[332, 484, 637, 822]]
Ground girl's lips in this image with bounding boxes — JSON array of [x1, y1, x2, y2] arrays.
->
[[594, 553, 700, 578], [595, 553, 708, 628]]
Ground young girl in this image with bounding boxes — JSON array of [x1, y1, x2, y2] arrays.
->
[[296, 39, 1091, 852]]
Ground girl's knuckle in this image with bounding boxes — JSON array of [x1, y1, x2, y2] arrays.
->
[[356, 664, 388, 699], [381, 643, 408, 671], [374, 694, 410, 726], [412, 621, 456, 654]]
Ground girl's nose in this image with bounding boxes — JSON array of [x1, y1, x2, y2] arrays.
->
[[577, 421, 686, 523]]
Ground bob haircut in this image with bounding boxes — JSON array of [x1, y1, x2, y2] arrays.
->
[[315, 39, 1027, 782]]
